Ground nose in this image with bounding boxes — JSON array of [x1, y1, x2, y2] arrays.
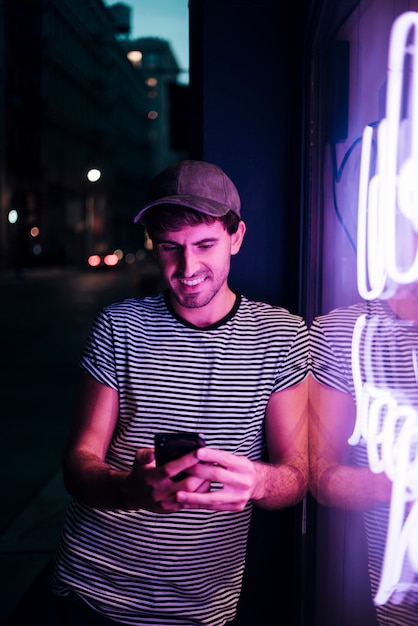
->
[[180, 248, 200, 277]]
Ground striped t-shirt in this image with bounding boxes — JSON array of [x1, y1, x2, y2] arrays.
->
[[310, 298, 418, 625], [52, 291, 309, 626]]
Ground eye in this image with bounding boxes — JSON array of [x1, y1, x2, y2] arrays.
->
[[160, 244, 178, 252], [198, 240, 216, 250]]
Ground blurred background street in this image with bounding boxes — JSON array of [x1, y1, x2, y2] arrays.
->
[[0, 261, 162, 625]]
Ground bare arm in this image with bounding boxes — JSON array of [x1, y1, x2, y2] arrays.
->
[[62, 372, 125, 507], [177, 378, 309, 511], [62, 372, 209, 511], [251, 377, 309, 509], [308, 375, 392, 509]]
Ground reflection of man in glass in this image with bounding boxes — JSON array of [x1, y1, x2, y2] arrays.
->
[[309, 278, 418, 624], [310, 10, 418, 620]]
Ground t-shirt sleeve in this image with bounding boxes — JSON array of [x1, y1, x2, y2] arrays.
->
[[79, 308, 118, 390], [273, 317, 310, 392], [310, 316, 352, 394]]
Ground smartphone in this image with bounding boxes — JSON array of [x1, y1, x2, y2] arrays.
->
[[154, 432, 206, 481]]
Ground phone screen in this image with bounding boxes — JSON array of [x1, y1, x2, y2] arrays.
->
[[154, 432, 206, 480]]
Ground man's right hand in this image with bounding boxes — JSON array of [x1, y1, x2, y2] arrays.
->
[[123, 448, 211, 512]]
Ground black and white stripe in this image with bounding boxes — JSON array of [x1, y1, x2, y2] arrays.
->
[[310, 298, 418, 625], [52, 292, 308, 626]]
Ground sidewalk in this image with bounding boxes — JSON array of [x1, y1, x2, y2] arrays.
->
[[0, 263, 162, 625], [0, 262, 163, 625], [0, 472, 71, 625]]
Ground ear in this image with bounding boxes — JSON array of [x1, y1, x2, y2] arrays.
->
[[231, 220, 246, 255]]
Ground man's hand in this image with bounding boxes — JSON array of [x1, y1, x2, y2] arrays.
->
[[123, 448, 211, 512], [175, 447, 257, 511]]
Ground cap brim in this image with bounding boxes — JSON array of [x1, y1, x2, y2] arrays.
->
[[133, 195, 237, 223]]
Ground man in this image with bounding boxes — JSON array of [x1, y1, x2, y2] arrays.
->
[[52, 159, 309, 625], [309, 282, 418, 625]]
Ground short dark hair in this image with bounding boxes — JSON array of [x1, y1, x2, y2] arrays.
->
[[142, 205, 241, 240]]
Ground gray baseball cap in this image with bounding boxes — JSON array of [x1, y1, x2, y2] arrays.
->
[[133, 160, 241, 224]]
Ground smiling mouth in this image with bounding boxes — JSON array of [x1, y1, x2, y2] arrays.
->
[[179, 276, 206, 287]]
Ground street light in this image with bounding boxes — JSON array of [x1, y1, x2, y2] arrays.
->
[[84, 168, 102, 262], [8, 209, 18, 224], [87, 168, 101, 183]]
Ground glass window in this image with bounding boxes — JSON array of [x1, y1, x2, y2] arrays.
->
[[305, 2, 418, 624]]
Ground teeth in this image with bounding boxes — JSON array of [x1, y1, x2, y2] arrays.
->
[[181, 277, 204, 286]]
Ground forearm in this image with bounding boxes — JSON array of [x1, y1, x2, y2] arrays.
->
[[311, 463, 392, 510], [251, 459, 308, 510], [62, 449, 131, 509]]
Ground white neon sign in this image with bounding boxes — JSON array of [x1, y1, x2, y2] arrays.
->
[[350, 12, 418, 606], [357, 11, 418, 300], [350, 315, 418, 605]]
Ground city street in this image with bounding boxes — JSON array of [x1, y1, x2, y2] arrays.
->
[[0, 261, 162, 624]]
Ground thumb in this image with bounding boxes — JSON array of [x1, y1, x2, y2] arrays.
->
[[135, 447, 155, 467]]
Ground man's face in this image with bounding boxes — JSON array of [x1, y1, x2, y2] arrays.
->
[[153, 219, 245, 324]]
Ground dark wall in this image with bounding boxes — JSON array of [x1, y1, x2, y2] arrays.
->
[[189, 0, 310, 312], [188, 3, 311, 625]]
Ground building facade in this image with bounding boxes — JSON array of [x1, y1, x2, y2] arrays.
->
[[0, 0, 186, 270]]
